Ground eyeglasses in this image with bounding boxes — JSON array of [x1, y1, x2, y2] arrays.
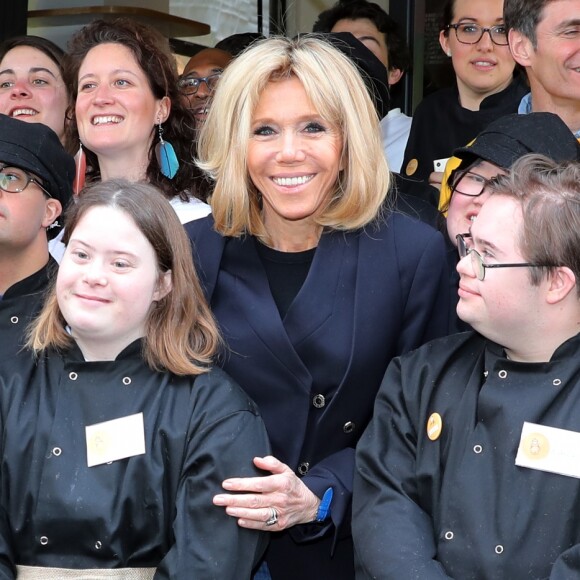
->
[[446, 23, 509, 46], [177, 72, 222, 96], [0, 163, 51, 197], [456, 233, 543, 281], [451, 169, 501, 197]]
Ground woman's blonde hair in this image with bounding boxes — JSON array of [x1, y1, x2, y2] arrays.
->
[[197, 34, 390, 239], [28, 180, 221, 375]]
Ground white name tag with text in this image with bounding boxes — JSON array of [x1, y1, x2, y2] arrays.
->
[[86, 412, 146, 467], [515, 421, 580, 479]]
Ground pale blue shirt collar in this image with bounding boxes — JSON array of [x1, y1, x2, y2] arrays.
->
[[518, 92, 533, 115], [518, 92, 580, 138]]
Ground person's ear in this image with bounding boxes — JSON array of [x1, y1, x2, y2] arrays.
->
[[388, 67, 404, 87], [546, 266, 576, 305], [439, 30, 451, 57], [156, 96, 171, 124], [42, 198, 62, 230], [154, 269, 173, 302], [509, 29, 534, 67]]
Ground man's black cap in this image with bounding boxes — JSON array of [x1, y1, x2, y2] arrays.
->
[[454, 112, 580, 171], [322, 32, 390, 119], [0, 115, 74, 207]]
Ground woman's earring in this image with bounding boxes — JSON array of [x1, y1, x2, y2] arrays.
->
[[155, 123, 179, 179], [447, 50, 452, 57], [73, 142, 86, 196]]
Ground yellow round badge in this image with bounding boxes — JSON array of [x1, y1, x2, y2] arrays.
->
[[521, 432, 550, 460], [406, 158, 419, 176], [427, 412, 443, 441]]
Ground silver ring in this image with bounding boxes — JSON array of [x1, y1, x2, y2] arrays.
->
[[265, 507, 278, 526]]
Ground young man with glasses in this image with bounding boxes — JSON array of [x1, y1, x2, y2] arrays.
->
[[177, 47, 233, 128], [0, 114, 74, 357], [443, 112, 580, 331], [353, 153, 580, 579]]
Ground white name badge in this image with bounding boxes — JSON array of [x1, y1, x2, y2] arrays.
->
[[86, 412, 146, 467], [515, 421, 580, 479], [433, 157, 451, 172]]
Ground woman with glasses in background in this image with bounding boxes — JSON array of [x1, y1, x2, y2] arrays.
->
[[401, 0, 527, 204], [441, 112, 580, 332]]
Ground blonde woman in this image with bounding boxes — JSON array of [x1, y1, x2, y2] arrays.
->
[[187, 35, 451, 579]]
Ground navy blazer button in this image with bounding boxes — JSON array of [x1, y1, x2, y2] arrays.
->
[[122, 377, 132, 385], [444, 531, 454, 540], [95, 541, 102, 550], [52, 447, 62, 457], [495, 545, 504, 554], [39, 536, 48, 546], [312, 394, 325, 408], [473, 444, 483, 454], [343, 421, 355, 433], [68, 372, 78, 381], [298, 462, 310, 475], [10, 316, 18, 324]]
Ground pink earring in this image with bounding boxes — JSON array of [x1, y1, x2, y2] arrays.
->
[[73, 142, 86, 196]]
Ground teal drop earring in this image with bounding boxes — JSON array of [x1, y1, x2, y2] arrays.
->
[[155, 123, 179, 179]]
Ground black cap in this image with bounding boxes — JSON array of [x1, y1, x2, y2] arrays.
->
[[0, 115, 74, 207], [322, 32, 390, 119], [454, 112, 580, 171]]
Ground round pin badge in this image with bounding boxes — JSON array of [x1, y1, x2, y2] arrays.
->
[[427, 412, 443, 441], [406, 158, 418, 176], [521, 432, 550, 460]]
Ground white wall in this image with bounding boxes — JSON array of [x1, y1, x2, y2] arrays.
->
[[171, 0, 268, 47]]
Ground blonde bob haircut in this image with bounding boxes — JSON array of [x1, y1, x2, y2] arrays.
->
[[28, 180, 221, 375], [197, 34, 391, 239]]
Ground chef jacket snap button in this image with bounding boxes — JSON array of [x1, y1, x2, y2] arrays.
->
[[498, 370, 508, 379], [297, 462, 310, 475], [444, 531, 454, 540], [95, 541, 102, 550], [343, 421, 355, 434], [52, 447, 62, 457], [312, 394, 325, 408], [68, 372, 78, 381], [39, 536, 48, 546], [495, 545, 504, 554], [10, 316, 18, 324], [122, 377, 132, 386], [553, 379, 562, 386], [473, 444, 483, 454]]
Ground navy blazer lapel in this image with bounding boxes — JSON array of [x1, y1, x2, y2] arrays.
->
[[283, 230, 352, 346], [186, 216, 225, 301], [222, 235, 312, 386]]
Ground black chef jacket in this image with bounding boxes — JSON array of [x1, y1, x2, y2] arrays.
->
[[401, 75, 528, 194], [0, 340, 270, 579], [354, 331, 580, 579], [0, 259, 54, 358]]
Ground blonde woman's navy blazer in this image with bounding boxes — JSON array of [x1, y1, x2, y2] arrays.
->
[[185, 210, 450, 579]]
